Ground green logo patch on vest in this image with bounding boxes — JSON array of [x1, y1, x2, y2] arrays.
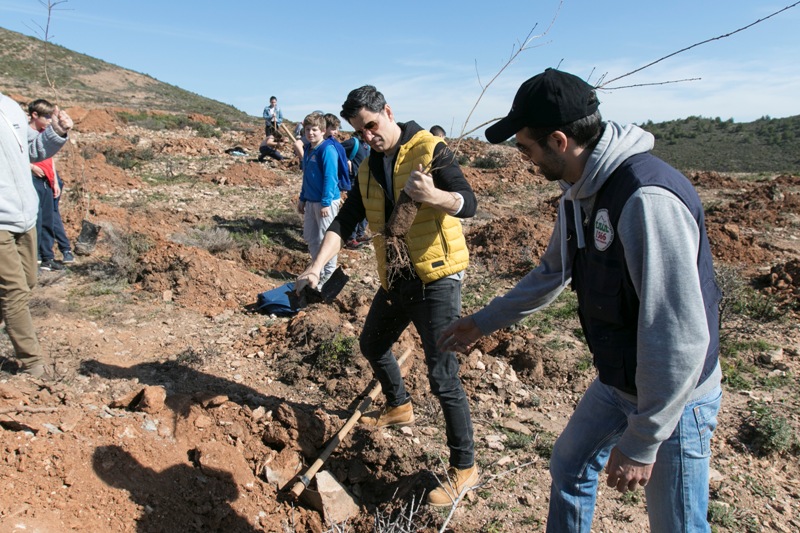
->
[[594, 209, 614, 251]]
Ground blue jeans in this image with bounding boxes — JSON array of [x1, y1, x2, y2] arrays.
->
[[359, 276, 475, 468], [33, 177, 55, 261], [348, 218, 367, 241], [52, 176, 71, 254], [547, 379, 722, 533]]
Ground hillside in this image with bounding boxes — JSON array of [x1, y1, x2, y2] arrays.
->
[[0, 26, 251, 125], [645, 115, 800, 174], [1, 24, 800, 533]]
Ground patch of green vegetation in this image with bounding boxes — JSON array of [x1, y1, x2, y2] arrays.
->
[[471, 150, 509, 169], [171, 227, 237, 254], [462, 277, 496, 311], [708, 501, 737, 529], [720, 356, 754, 390], [481, 518, 505, 533], [575, 353, 594, 372], [741, 474, 776, 499], [520, 515, 542, 528], [495, 426, 534, 450], [476, 489, 493, 500], [102, 146, 155, 170], [619, 490, 643, 506], [487, 501, 509, 511], [758, 372, 792, 390], [717, 264, 783, 325], [533, 430, 557, 460], [312, 335, 357, 373], [740, 400, 797, 456], [104, 226, 154, 283], [519, 290, 579, 334], [722, 338, 775, 359]]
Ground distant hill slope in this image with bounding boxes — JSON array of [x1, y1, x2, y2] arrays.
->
[[0, 26, 251, 125], [644, 115, 800, 174]]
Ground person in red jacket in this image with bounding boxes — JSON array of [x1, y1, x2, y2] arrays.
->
[[28, 99, 74, 270]]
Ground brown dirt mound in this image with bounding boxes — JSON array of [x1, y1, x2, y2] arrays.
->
[[187, 113, 217, 125], [137, 242, 273, 316], [707, 222, 773, 265], [688, 171, 739, 189], [467, 215, 553, 277], [763, 258, 800, 305], [68, 107, 123, 133], [59, 145, 144, 194], [152, 137, 220, 156], [205, 161, 291, 188]]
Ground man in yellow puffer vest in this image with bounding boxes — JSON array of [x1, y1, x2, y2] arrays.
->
[[296, 85, 478, 506]]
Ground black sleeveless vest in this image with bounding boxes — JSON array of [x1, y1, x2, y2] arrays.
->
[[567, 153, 721, 394]]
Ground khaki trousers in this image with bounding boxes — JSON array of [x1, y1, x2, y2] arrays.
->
[[0, 228, 43, 369]]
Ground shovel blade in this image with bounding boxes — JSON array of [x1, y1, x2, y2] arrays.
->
[[287, 267, 350, 310]]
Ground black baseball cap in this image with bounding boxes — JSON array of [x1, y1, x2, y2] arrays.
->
[[485, 68, 598, 144]]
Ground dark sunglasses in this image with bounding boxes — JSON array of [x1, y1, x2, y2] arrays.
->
[[354, 119, 380, 139]]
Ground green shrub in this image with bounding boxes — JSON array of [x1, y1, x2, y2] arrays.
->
[[104, 225, 153, 282], [708, 501, 737, 528], [312, 335, 356, 372], [741, 400, 797, 456], [102, 146, 155, 170], [471, 150, 509, 169], [171, 227, 237, 254]]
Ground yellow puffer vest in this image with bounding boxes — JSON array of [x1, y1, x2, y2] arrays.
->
[[359, 130, 469, 289]]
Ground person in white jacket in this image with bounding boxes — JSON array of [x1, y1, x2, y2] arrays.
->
[[0, 92, 73, 378], [440, 69, 722, 532]]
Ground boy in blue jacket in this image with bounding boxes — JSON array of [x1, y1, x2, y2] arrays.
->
[[297, 113, 341, 284]]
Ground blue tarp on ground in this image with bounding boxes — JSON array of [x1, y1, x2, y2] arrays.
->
[[256, 282, 298, 316]]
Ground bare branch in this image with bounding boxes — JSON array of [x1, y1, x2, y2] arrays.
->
[[599, 1, 800, 88], [602, 77, 702, 91], [451, 0, 564, 154]]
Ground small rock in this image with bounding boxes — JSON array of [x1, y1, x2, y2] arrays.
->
[[499, 418, 532, 436], [760, 348, 785, 365], [194, 414, 214, 428], [312, 471, 360, 524], [263, 448, 303, 490], [135, 386, 166, 414]]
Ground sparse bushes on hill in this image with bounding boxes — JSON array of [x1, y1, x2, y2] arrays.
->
[[643, 114, 800, 173], [117, 111, 221, 137], [471, 149, 511, 169]]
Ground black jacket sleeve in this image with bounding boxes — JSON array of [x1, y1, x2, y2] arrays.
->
[[431, 143, 477, 218]]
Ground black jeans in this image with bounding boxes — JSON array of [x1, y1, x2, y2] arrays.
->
[[359, 276, 475, 468]]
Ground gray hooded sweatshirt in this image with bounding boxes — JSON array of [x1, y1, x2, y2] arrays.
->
[[472, 122, 721, 463], [1, 92, 67, 233]]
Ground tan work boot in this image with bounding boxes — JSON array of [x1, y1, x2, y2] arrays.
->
[[427, 465, 480, 507], [360, 402, 415, 427]]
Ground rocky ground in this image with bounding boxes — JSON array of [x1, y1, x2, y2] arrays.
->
[[1, 107, 799, 533]]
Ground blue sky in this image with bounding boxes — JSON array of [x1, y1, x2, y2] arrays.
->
[[1, 0, 798, 138]]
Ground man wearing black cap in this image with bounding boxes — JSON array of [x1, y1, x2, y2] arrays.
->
[[440, 68, 722, 532]]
